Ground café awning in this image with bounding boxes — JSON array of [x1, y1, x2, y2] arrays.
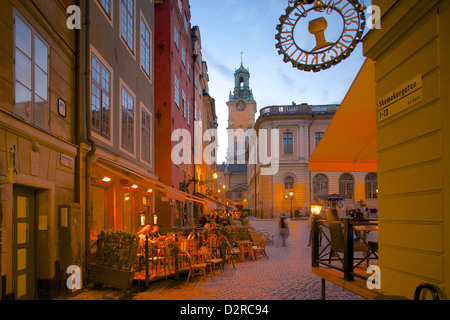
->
[[95, 157, 205, 204], [309, 58, 377, 173]]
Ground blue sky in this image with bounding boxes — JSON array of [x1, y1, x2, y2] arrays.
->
[[190, 0, 371, 163]]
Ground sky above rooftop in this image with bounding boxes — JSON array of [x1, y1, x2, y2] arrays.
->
[[190, 0, 371, 163]]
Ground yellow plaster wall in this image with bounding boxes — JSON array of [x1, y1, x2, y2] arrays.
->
[[364, 0, 449, 299]]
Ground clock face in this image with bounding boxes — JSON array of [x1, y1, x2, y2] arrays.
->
[[236, 100, 246, 111], [275, 0, 366, 72]]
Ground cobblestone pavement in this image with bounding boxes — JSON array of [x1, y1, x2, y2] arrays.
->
[[70, 219, 367, 300]]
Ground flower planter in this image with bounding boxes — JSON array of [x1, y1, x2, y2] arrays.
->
[[89, 263, 135, 291]]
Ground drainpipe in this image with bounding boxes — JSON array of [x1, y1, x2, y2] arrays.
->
[[308, 114, 316, 214], [82, 0, 95, 277], [74, 0, 82, 204]]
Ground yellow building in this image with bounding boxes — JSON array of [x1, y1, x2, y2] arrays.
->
[[312, 0, 449, 299], [363, 0, 450, 299]]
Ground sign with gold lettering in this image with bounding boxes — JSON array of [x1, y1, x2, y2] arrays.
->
[[275, 0, 366, 72]]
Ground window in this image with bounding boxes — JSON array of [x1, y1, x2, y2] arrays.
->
[[14, 13, 49, 130], [187, 101, 191, 126], [313, 174, 328, 197], [315, 132, 324, 147], [141, 108, 151, 164], [194, 101, 198, 120], [91, 54, 111, 138], [174, 73, 180, 107], [140, 17, 151, 79], [184, 14, 189, 35], [284, 176, 294, 195], [178, 0, 182, 13], [121, 85, 135, 153], [181, 45, 186, 65], [98, 0, 111, 16], [121, 0, 134, 52], [174, 25, 179, 49], [181, 89, 186, 118], [339, 173, 354, 199], [365, 173, 378, 200], [283, 132, 293, 154]]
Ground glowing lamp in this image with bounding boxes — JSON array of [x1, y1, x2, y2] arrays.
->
[[310, 197, 323, 216]]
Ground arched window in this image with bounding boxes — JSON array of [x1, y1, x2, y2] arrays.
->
[[313, 174, 328, 197], [339, 173, 354, 199], [365, 173, 378, 200], [284, 176, 294, 198]]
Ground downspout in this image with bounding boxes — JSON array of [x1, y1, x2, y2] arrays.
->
[[74, 0, 82, 204], [308, 115, 316, 214], [83, 0, 95, 276]]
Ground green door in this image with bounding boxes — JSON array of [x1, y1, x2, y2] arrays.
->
[[13, 187, 35, 300]]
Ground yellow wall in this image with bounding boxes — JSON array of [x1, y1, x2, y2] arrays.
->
[[364, 0, 449, 299]]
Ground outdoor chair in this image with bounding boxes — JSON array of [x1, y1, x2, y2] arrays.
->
[[325, 209, 378, 267], [252, 235, 269, 260], [226, 240, 240, 267], [200, 246, 223, 275], [184, 251, 207, 284]]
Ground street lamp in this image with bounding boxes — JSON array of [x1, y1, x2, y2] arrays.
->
[[289, 191, 294, 218], [310, 197, 323, 216]]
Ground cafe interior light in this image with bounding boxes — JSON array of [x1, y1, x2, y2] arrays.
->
[[310, 197, 323, 216], [213, 172, 219, 180], [222, 184, 226, 189], [139, 212, 146, 226], [131, 184, 138, 189], [153, 213, 158, 225], [147, 188, 153, 193], [102, 176, 112, 182]]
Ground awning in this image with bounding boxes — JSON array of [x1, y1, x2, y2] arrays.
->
[[95, 157, 205, 204], [196, 193, 238, 210], [309, 58, 377, 172]]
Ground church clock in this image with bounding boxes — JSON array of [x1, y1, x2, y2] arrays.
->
[[236, 100, 247, 111]]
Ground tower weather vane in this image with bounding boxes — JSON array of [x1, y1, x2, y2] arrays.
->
[[276, 0, 366, 72]]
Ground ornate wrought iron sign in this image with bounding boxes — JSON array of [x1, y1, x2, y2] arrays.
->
[[275, 0, 366, 72]]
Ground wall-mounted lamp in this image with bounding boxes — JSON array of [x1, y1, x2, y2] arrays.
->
[[102, 176, 112, 182], [153, 212, 158, 225], [139, 212, 146, 226]]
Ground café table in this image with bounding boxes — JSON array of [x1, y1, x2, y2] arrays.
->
[[353, 224, 379, 266], [236, 240, 254, 262]]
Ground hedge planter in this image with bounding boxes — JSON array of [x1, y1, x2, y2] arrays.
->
[[89, 263, 135, 291]]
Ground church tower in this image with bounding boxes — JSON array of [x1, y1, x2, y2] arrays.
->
[[226, 60, 257, 163]]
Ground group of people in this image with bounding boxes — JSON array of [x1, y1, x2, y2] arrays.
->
[[198, 210, 248, 227]]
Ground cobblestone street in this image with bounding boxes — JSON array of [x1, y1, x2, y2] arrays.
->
[[71, 219, 366, 301]]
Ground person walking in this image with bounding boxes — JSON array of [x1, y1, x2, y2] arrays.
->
[[279, 213, 290, 246]]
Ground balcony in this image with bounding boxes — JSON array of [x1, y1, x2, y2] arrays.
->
[[258, 104, 339, 119]]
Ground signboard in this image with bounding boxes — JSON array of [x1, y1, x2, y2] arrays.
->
[[377, 75, 423, 122], [60, 154, 74, 169]]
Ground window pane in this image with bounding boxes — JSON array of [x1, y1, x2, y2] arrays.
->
[[15, 49, 32, 88], [34, 94, 48, 129], [15, 17, 31, 57], [14, 81, 32, 121], [34, 36, 48, 71], [34, 67, 48, 101]]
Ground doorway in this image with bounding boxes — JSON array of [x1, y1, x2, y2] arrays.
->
[[12, 186, 36, 300]]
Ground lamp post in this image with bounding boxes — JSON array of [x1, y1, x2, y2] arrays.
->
[[289, 191, 294, 218]]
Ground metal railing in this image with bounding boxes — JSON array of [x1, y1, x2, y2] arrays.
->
[[311, 216, 379, 282]]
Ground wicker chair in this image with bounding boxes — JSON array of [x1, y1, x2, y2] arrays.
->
[[184, 251, 207, 284], [252, 235, 269, 260]]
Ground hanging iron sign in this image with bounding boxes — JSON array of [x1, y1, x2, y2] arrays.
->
[[275, 0, 366, 72]]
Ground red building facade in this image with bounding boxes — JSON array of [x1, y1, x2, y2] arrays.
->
[[154, 0, 196, 227]]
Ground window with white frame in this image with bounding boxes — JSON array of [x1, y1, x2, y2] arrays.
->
[[184, 14, 189, 35], [140, 17, 151, 79], [365, 173, 378, 200], [121, 85, 135, 153], [91, 54, 111, 138], [121, 0, 134, 52], [194, 101, 198, 120], [174, 73, 180, 107], [187, 101, 191, 126], [313, 174, 328, 197], [182, 89, 186, 118], [174, 25, 179, 49], [315, 132, 324, 147], [14, 13, 49, 130], [178, 0, 182, 13], [339, 173, 354, 199], [141, 107, 151, 164], [98, 0, 111, 16], [181, 45, 186, 66]]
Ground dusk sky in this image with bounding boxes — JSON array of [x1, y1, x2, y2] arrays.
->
[[190, 0, 372, 163]]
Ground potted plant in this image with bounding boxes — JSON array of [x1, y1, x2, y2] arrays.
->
[[89, 230, 139, 291]]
